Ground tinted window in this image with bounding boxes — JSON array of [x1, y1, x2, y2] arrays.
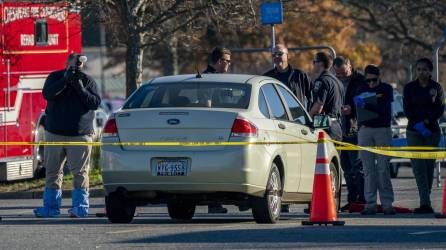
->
[[277, 85, 308, 124], [261, 84, 287, 120], [123, 82, 251, 109], [35, 20, 48, 45], [258, 89, 270, 118]]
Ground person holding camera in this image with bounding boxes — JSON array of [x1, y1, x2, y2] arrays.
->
[[34, 53, 101, 218], [403, 58, 445, 214]]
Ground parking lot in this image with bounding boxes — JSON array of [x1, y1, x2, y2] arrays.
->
[[0, 166, 445, 249]]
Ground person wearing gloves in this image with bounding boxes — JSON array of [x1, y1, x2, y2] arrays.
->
[[403, 58, 445, 214], [33, 53, 101, 218], [354, 64, 395, 215]]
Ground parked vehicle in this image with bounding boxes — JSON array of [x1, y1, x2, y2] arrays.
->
[[0, 1, 81, 181], [100, 74, 341, 224]]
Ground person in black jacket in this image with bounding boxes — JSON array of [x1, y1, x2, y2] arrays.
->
[[263, 44, 312, 109], [203, 47, 230, 214], [354, 65, 395, 215], [333, 56, 366, 211], [203, 47, 231, 74], [34, 53, 101, 218], [403, 58, 445, 214]]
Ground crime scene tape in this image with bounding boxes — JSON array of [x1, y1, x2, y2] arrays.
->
[[0, 139, 445, 159]]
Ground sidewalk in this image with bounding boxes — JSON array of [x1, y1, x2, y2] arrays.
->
[[0, 187, 104, 199]]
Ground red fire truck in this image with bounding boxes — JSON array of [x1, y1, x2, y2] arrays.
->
[[0, 1, 81, 181]]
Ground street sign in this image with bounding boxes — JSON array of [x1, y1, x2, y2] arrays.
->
[[260, 2, 283, 25]]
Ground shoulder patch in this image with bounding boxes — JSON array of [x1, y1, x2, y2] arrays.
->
[[314, 80, 322, 92]]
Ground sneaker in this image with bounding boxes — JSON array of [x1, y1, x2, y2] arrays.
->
[[360, 208, 376, 215], [281, 204, 290, 213], [383, 207, 396, 215], [413, 205, 434, 214], [208, 204, 228, 214], [340, 203, 350, 212]]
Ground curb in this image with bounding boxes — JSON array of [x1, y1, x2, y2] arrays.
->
[[0, 188, 104, 199]]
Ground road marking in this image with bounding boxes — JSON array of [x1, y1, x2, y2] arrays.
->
[[409, 230, 446, 235]]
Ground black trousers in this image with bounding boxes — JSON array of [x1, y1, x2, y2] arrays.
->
[[340, 134, 365, 203]]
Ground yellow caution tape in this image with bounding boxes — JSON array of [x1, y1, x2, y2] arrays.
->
[[328, 139, 446, 160], [0, 139, 445, 159]]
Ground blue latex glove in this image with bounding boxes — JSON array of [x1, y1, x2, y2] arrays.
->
[[414, 122, 432, 137], [353, 96, 365, 108]]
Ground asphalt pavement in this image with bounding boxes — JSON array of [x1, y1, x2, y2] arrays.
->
[[0, 167, 445, 249]]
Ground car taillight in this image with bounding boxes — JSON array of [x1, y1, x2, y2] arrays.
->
[[231, 117, 257, 137], [103, 118, 118, 137]]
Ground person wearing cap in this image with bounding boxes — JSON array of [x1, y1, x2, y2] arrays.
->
[[333, 56, 366, 211], [263, 44, 313, 109], [403, 58, 445, 214], [309, 51, 344, 142], [33, 53, 101, 218], [354, 64, 395, 215]]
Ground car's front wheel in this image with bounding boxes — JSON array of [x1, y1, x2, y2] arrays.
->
[[252, 163, 282, 224], [167, 201, 195, 220], [105, 192, 136, 223], [330, 162, 341, 211]]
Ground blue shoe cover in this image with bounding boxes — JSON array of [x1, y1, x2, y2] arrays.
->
[[33, 187, 62, 217], [68, 188, 89, 218]]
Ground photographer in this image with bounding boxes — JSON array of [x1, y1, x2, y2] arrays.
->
[[34, 53, 101, 218]]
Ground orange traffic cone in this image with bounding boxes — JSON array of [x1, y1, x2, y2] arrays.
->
[[302, 131, 345, 226], [435, 180, 446, 218]]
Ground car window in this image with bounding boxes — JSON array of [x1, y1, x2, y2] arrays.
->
[[258, 89, 270, 118], [260, 84, 288, 120], [277, 85, 308, 125], [123, 82, 251, 109]]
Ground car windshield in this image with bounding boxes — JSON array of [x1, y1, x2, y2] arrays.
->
[[123, 82, 251, 109]]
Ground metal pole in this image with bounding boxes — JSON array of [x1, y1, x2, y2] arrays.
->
[[6, 59, 10, 111], [433, 42, 443, 187], [271, 25, 276, 67], [99, 23, 106, 97]]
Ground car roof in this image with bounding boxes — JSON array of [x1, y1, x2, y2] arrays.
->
[[146, 74, 271, 85]]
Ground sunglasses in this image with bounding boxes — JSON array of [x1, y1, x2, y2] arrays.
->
[[272, 52, 286, 57], [220, 58, 231, 64], [366, 78, 378, 83]]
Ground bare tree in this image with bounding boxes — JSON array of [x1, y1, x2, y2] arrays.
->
[[80, 0, 256, 97]]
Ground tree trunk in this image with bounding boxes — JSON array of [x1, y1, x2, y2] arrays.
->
[[162, 35, 179, 75], [125, 34, 144, 97]]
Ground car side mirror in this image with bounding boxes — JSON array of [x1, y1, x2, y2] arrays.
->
[[312, 114, 330, 129]]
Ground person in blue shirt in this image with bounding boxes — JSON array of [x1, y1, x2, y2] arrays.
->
[[354, 64, 395, 215], [403, 58, 445, 214]]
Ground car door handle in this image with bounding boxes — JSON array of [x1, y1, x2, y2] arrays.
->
[[278, 123, 286, 129], [301, 129, 308, 135]]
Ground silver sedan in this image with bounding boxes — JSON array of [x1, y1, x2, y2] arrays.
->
[[100, 74, 341, 224]]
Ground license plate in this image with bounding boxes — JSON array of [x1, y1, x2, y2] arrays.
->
[[155, 159, 188, 176]]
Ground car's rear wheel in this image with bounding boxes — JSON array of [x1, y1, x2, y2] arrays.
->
[[330, 162, 341, 211], [167, 201, 196, 220], [252, 163, 282, 224], [105, 192, 136, 223]]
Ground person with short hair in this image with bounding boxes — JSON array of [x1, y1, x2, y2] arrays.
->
[[203, 47, 230, 214], [309, 51, 344, 142], [403, 58, 445, 214], [354, 64, 395, 215], [33, 53, 101, 218], [203, 47, 231, 74], [263, 44, 312, 109], [333, 56, 366, 211]]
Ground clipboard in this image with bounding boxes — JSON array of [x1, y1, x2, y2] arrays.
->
[[356, 93, 379, 123]]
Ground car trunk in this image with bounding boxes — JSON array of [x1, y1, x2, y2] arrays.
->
[[115, 109, 238, 151]]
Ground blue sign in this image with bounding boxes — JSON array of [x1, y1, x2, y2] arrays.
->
[[444, 27, 446, 42], [260, 2, 283, 25]]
